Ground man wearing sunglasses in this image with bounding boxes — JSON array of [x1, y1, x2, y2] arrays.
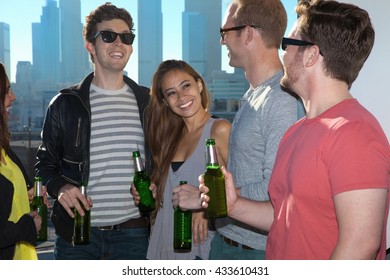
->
[[35, 3, 151, 260], [208, 0, 304, 260], [198, 0, 389, 260]]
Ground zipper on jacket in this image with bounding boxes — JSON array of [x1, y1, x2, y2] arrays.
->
[[62, 158, 84, 184], [75, 117, 81, 147], [61, 175, 79, 186]]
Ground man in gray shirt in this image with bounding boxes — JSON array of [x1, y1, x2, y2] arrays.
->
[[212, 0, 304, 259]]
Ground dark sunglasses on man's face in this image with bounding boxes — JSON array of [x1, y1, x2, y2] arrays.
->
[[94, 30, 135, 45], [281, 37, 323, 56], [281, 37, 315, 51]]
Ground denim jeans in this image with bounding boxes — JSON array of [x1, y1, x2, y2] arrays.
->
[[208, 232, 266, 260], [54, 226, 149, 260]]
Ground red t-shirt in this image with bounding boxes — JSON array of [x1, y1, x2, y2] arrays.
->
[[266, 99, 390, 259]]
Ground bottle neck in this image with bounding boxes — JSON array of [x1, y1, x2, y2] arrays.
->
[[35, 181, 43, 197], [206, 162, 220, 169], [134, 157, 145, 172], [80, 184, 87, 196], [206, 144, 219, 167]]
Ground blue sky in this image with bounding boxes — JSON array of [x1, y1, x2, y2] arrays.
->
[[0, 0, 297, 83]]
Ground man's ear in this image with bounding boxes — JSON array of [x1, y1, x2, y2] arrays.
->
[[85, 41, 95, 55], [305, 45, 321, 67]]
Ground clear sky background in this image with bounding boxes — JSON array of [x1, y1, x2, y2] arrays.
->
[[0, 0, 389, 139]]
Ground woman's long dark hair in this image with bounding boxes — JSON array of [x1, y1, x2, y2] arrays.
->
[[145, 60, 211, 222]]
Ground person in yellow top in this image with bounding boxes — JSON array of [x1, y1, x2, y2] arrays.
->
[[0, 62, 42, 260]]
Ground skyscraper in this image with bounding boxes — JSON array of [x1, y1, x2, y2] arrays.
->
[[32, 0, 60, 83], [182, 12, 207, 78], [183, 0, 222, 81], [59, 0, 90, 83], [16, 61, 33, 85], [137, 0, 163, 87], [0, 22, 11, 77], [15, 61, 33, 99]]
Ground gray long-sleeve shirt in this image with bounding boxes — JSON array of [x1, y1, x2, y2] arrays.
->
[[217, 70, 304, 250]]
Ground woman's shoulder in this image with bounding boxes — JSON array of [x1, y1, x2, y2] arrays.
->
[[212, 117, 231, 128], [210, 117, 231, 140]]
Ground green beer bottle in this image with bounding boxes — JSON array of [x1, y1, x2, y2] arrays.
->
[[204, 139, 227, 218], [30, 176, 47, 242], [73, 182, 90, 245], [173, 181, 192, 252], [132, 151, 155, 214]]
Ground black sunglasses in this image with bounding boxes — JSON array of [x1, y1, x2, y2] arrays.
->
[[94, 30, 135, 45], [281, 37, 322, 56], [219, 25, 261, 40]]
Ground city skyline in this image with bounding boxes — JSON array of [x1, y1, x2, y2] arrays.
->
[[1, 0, 389, 139], [0, 0, 195, 82], [0, 0, 297, 83]]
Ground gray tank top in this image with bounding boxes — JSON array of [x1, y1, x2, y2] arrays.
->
[[147, 118, 217, 259]]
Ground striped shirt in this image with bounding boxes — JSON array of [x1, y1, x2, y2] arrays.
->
[[88, 83, 145, 226]]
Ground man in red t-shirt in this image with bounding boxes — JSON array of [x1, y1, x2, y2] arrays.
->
[[184, 0, 389, 260]]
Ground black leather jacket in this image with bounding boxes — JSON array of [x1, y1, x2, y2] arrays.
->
[[35, 72, 151, 242]]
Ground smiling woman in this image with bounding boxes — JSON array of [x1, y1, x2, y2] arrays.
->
[[141, 59, 231, 260]]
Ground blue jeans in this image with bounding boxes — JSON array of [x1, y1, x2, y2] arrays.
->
[[209, 232, 266, 260], [54, 226, 149, 260]]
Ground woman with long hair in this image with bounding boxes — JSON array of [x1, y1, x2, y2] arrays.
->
[[135, 60, 231, 259]]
